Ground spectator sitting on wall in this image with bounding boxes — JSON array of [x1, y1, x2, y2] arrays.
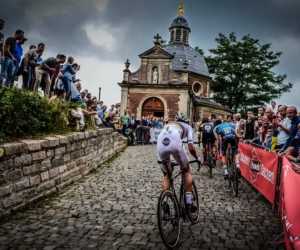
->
[[69, 98, 98, 132], [49, 88, 66, 103]]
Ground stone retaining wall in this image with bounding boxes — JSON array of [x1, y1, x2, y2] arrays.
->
[[0, 128, 127, 218]]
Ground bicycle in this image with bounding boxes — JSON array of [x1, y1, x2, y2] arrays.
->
[[198, 139, 214, 178], [226, 143, 239, 196], [157, 160, 200, 249]]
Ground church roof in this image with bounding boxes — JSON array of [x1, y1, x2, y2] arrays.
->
[[194, 96, 233, 112], [164, 43, 210, 77], [170, 16, 190, 31]]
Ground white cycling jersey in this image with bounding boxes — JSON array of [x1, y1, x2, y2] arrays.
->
[[160, 121, 194, 143], [157, 121, 193, 172]]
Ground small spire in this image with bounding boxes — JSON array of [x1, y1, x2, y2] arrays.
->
[[153, 33, 161, 46], [179, 3, 184, 17]]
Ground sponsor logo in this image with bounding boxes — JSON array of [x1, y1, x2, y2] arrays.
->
[[240, 153, 250, 166], [162, 138, 171, 146], [249, 149, 275, 184]]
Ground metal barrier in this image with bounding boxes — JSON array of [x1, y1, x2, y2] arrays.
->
[[135, 126, 150, 145], [242, 140, 271, 152]]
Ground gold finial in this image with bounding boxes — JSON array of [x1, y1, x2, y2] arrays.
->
[[179, 3, 184, 17]]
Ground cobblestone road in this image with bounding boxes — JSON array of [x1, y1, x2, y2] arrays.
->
[[0, 144, 284, 250]]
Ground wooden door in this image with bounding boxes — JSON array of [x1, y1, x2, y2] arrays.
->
[[142, 98, 164, 117]]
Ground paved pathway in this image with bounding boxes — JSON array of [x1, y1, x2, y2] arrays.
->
[[0, 144, 283, 250]]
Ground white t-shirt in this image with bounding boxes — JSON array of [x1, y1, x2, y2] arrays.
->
[[71, 108, 84, 125]]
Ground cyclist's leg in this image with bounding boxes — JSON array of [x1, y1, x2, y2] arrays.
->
[[172, 145, 192, 204], [221, 139, 229, 179]]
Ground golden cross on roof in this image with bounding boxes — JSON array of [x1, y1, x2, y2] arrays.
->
[[179, 3, 184, 17]]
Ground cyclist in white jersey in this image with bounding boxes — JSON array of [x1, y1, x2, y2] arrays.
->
[[157, 113, 201, 208]]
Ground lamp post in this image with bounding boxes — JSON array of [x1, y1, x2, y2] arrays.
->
[[98, 87, 101, 101]]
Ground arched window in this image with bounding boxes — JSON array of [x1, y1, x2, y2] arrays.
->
[[175, 29, 181, 42], [170, 30, 174, 42], [183, 30, 188, 44]]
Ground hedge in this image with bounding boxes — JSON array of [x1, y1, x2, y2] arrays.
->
[[0, 87, 70, 142]]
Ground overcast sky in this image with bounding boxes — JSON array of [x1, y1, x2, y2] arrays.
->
[[1, 0, 299, 108]]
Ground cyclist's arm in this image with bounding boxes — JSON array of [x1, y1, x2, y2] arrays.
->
[[187, 126, 198, 160]]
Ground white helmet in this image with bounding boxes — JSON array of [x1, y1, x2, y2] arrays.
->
[[175, 113, 189, 124]]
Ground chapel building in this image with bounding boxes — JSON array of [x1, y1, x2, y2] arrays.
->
[[118, 5, 232, 122]]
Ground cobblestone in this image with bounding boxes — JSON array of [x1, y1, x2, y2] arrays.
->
[[0, 144, 283, 249]]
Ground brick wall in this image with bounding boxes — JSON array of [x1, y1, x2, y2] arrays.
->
[[128, 93, 180, 118], [0, 129, 127, 218]]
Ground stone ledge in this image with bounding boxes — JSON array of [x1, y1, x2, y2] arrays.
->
[[0, 128, 127, 217]]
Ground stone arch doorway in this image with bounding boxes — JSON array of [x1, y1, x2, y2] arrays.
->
[[142, 97, 164, 117]]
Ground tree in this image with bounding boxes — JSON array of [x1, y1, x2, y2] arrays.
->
[[196, 33, 292, 112], [194, 46, 205, 57], [159, 38, 168, 48]]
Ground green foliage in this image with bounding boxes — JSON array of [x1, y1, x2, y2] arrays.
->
[[196, 33, 293, 112], [0, 87, 69, 142], [159, 38, 168, 48], [194, 46, 205, 57]]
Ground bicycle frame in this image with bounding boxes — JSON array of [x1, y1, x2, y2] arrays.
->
[[159, 160, 199, 217]]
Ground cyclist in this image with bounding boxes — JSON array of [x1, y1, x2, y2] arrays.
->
[[199, 117, 216, 166], [157, 113, 201, 210], [213, 119, 241, 179]]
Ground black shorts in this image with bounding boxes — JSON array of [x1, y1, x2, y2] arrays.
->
[[221, 137, 237, 154], [202, 134, 215, 145]]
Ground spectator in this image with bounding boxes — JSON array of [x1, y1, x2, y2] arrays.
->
[[120, 109, 130, 135], [258, 107, 265, 117], [11, 37, 27, 87], [49, 88, 66, 103], [0, 30, 24, 87], [105, 112, 116, 130], [235, 113, 245, 137], [270, 101, 277, 115], [0, 19, 4, 64], [69, 98, 98, 132], [33, 54, 66, 97], [108, 104, 116, 114], [129, 113, 137, 130], [99, 105, 108, 118], [282, 106, 300, 151], [22, 43, 45, 89], [247, 110, 253, 118], [244, 115, 255, 140], [80, 91, 86, 103], [61, 57, 78, 100], [285, 124, 300, 163], [273, 105, 291, 150]]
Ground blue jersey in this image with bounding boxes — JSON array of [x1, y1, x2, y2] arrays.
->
[[215, 123, 235, 139]]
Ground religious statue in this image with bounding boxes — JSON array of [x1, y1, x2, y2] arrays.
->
[[179, 3, 184, 17], [152, 68, 158, 84]]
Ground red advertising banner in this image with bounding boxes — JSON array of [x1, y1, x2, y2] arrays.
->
[[239, 142, 278, 204], [279, 156, 300, 250]]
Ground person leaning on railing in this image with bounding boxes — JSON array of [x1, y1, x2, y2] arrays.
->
[[285, 124, 300, 171]]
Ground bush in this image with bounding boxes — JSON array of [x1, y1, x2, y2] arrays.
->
[[0, 87, 69, 142]]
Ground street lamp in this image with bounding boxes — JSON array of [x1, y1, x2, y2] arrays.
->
[[98, 87, 101, 101]]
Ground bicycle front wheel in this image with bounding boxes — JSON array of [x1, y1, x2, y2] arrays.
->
[[157, 190, 180, 249], [187, 180, 200, 224]]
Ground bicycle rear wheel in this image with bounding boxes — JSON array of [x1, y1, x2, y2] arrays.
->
[[231, 162, 238, 197], [187, 181, 200, 224], [157, 190, 180, 249]]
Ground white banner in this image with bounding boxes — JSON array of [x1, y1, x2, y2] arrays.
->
[[149, 128, 163, 143], [149, 128, 199, 143]]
